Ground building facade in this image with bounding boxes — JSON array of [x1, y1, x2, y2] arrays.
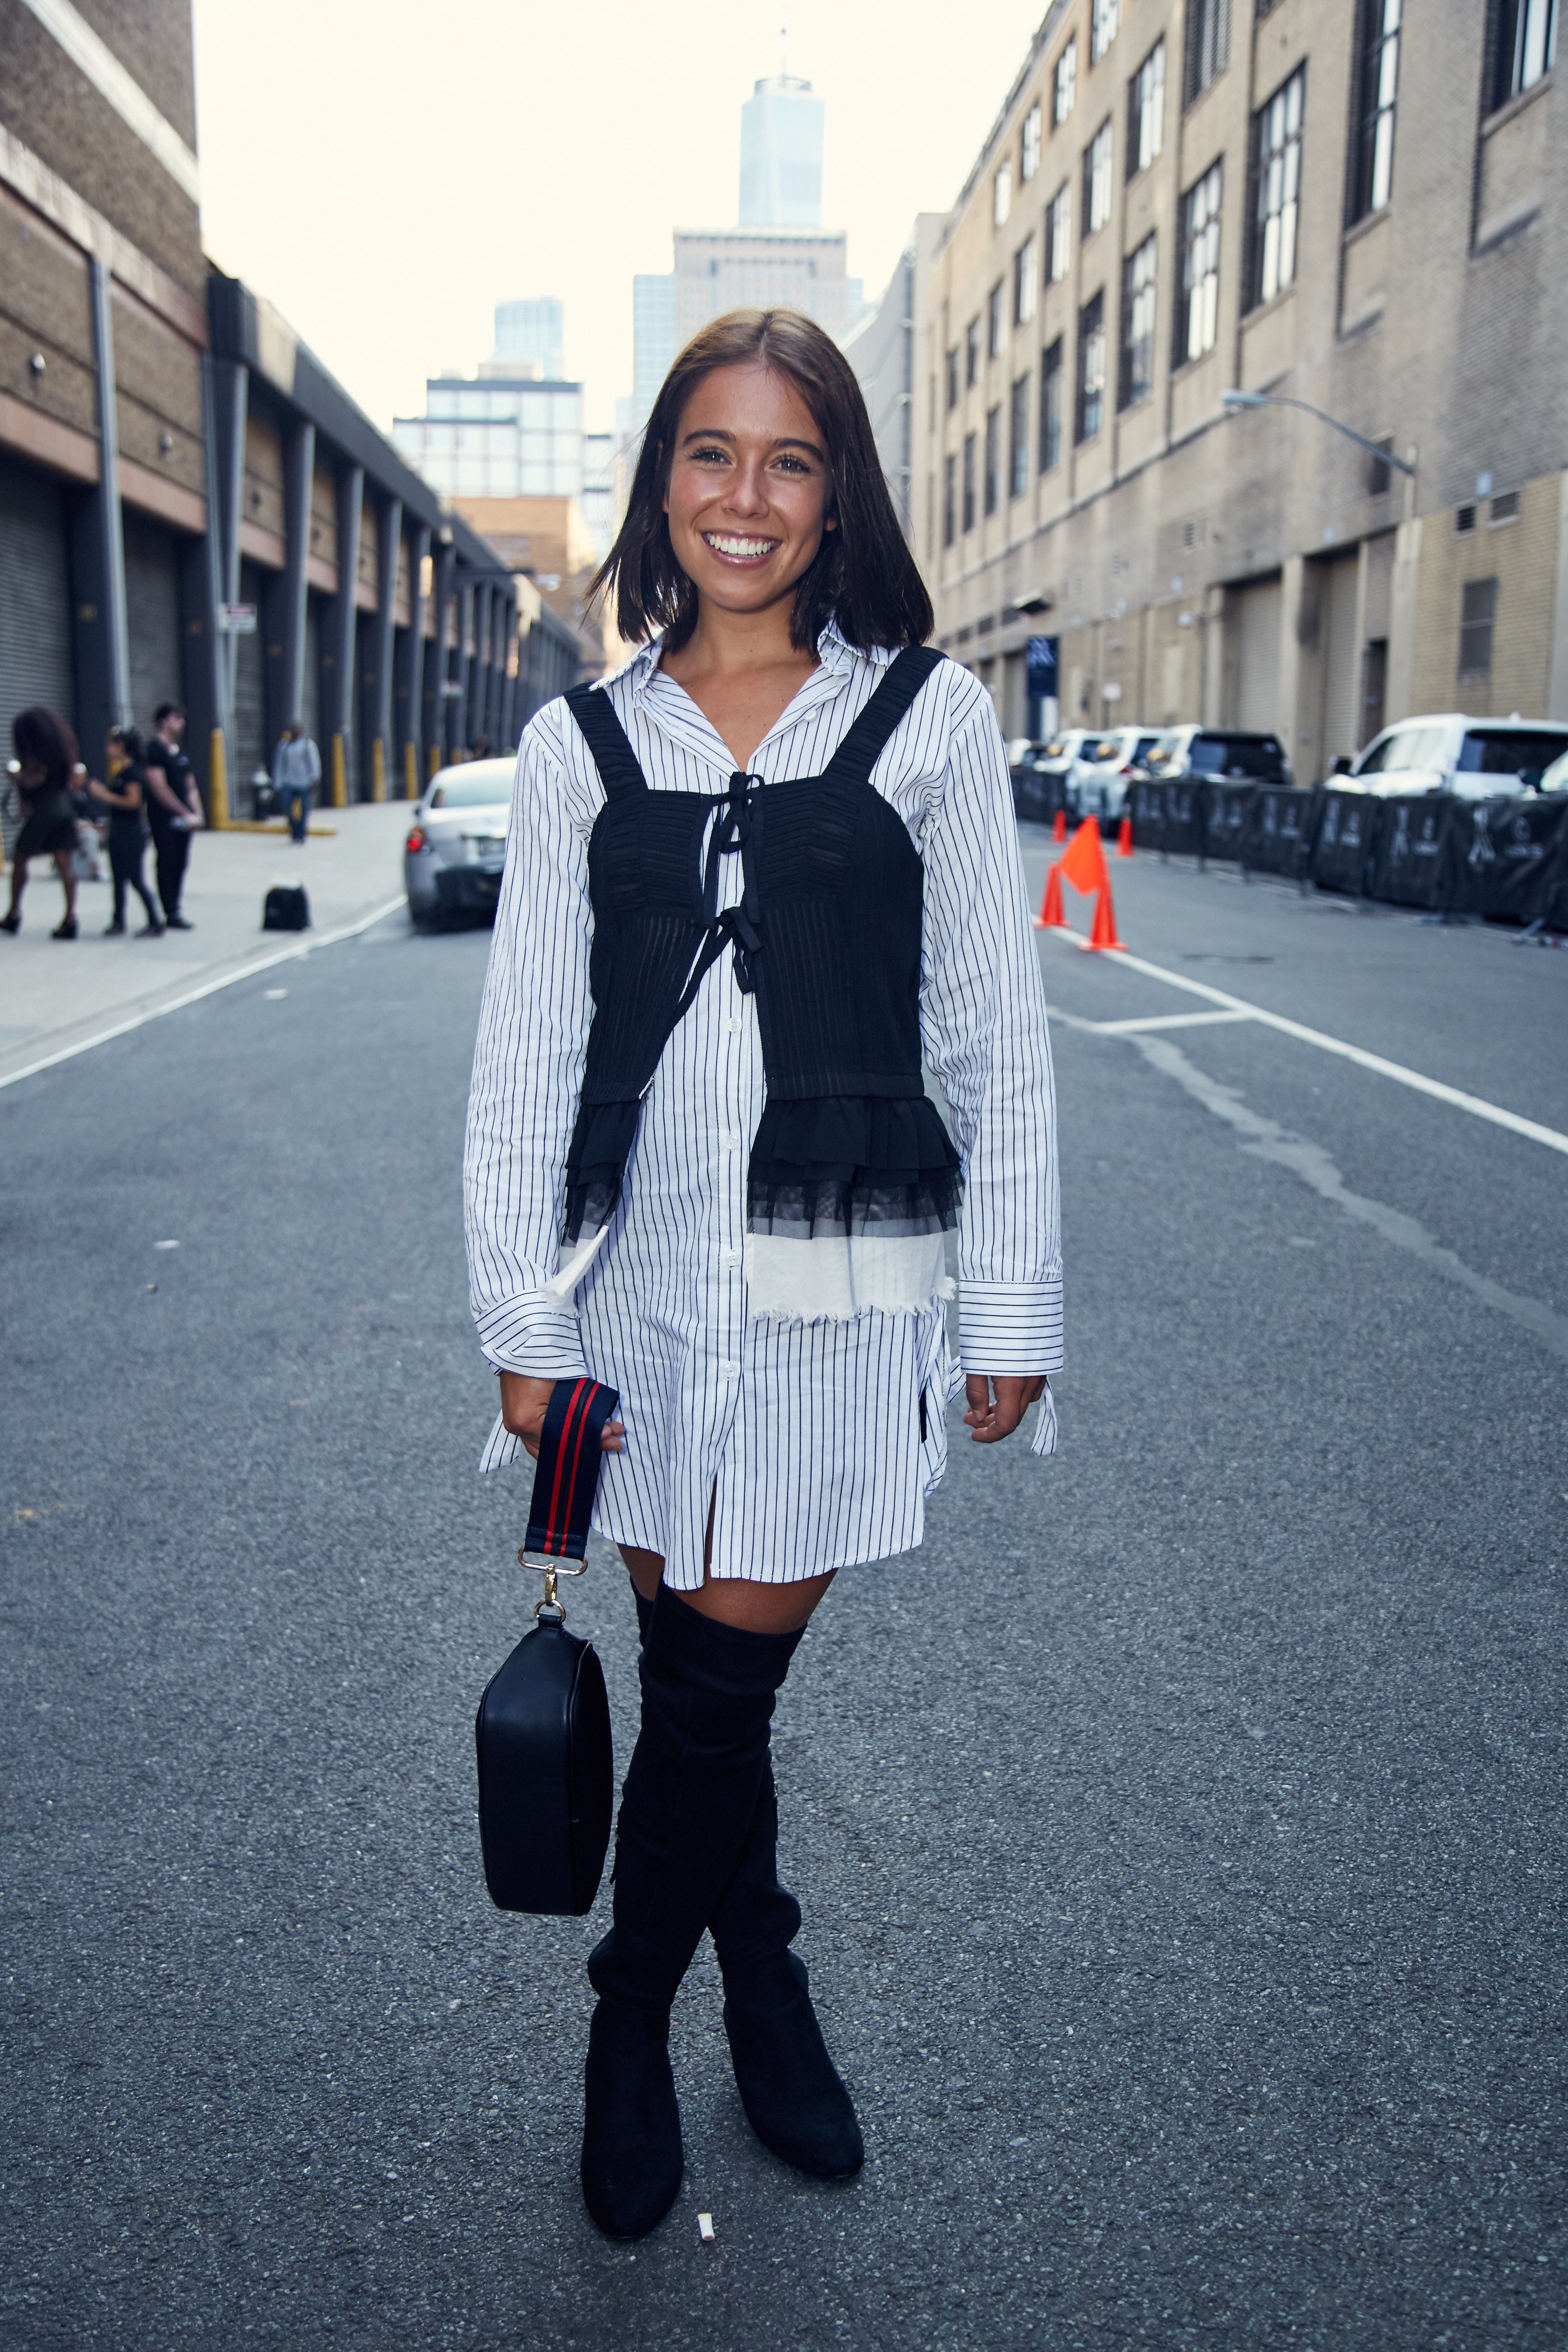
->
[[0, 0, 578, 826], [913, 0, 1568, 766], [844, 219, 945, 536], [493, 297, 564, 380], [739, 74, 826, 227], [391, 372, 586, 503]]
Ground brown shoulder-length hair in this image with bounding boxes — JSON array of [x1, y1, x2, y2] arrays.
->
[[590, 308, 932, 656]]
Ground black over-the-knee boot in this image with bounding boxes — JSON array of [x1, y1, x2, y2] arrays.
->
[[709, 1757, 864, 2179], [581, 1585, 802, 2237]]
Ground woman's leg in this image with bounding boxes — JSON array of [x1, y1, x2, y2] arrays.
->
[[4, 854, 27, 923], [131, 844, 161, 929], [51, 849, 77, 933]]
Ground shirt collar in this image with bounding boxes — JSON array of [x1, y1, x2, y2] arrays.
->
[[600, 613, 895, 700]]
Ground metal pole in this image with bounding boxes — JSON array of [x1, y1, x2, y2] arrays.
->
[[280, 419, 315, 735], [326, 463, 363, 806], [89, 256, 131, 729], [371, 494, 400, 801], [401, 521, 430, 796]]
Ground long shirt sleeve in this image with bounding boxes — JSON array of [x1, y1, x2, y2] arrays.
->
[[920, 685, 1063, 1377], [463, 715, 599, 1379]]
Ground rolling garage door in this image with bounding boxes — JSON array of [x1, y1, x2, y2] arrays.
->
[[0, 455, 75, 861], [1230, 576, 1281, 731], [122, 509, 184, 736]]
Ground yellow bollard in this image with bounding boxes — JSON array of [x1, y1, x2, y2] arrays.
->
[[428, 744, 440, 782], [207, 728, 230, 829], [330, 733, 347, 810], [371, 737, 386, 803], [404, 741, 418, 799]]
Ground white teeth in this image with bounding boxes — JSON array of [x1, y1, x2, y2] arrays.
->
[[705, 533, 775, 557]]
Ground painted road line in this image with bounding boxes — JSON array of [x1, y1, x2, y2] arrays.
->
[[1043, 926, 1568, 1160], [0, 894, 408, 1094], [1081, 1009, 1254, 1037]]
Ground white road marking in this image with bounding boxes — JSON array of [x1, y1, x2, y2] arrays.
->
[[1051, 1007, 1254, 1037], [1136, 1033, 1568, 1363], [0, 895, 408, 1094], [1044, 928, 1568, 1159]]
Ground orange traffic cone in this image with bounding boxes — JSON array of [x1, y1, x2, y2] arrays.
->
[[1117, 815, 1134, 858], [1034, 862, 1067, 928], [1051, 807, 1067, 842], [1086, 880, 1126, 951]]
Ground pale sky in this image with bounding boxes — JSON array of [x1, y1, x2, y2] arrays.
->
[[191, 0, 1048, 437]]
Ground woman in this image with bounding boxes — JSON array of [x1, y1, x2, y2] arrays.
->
[[3, 706, 82, 938], [464, 310, 1061, 2240], [88, 727, 164, 937]]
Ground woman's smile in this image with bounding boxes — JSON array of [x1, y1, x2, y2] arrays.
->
[[701, 530, 781, 564]]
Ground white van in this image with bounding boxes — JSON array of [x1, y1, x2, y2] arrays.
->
[[1341, 714, 1568, 800]]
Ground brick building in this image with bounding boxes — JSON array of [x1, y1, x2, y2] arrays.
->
[[0, 0, 582, 820], [913, 0, 1568, 768]]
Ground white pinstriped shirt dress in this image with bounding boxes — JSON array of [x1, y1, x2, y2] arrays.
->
[[463, 622, 1062, 1591]]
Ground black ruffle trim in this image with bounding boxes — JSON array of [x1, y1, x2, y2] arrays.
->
[[563, 1092, 964, 1245], [747, 1095, 962, 1242], [562, 1098, 639, 1242]]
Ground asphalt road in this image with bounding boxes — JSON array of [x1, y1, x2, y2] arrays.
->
[[3, 852, 1566, 2352]]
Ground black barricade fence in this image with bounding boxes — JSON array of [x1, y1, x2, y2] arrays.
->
[[1011, 764, 1069, 826], [1128, 775, 1168, 851], [1162, 780, 1206, 857], [1371, 794, 1452, 909], [1311, 788, 1382, 896], [1203, 782, 1257, 864], [1441, 793, 1568, 924], [1246, 784, 1320, 878]]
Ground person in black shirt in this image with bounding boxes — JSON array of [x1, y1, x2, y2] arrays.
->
[[87, 727, 163, 936], [143, 701, 204, 929]]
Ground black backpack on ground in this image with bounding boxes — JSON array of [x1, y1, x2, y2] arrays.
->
[[263, 883, 310, 932]]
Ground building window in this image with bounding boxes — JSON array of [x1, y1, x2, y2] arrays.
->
[[995, 160, 1013, 227], [1459, 578, 1498, 677], [1040, 339, 1064, 472], [1493, 0, 1557, 105], [987, 282, 1005, 358], [1022, 101, 1042, 181], [1014, 235, 1038, 325], [1178, 161, 1223, 361], [1250, 67, 1304, 308], [1084, 120, 1114, 234], [984, 406, 1002, 515], [1091, 0, 1120, 65], [1351, 0, 1400, 220], [943, 453, 957, 547], [1129, 40, 1166, 173], [966, 319, 980, 386], [1076, 292, 1106, 441], [1054, 37, 1078, 124], [946, 347, 960, 411], [1047, 183, 1073, 281], [1009, 374, 1030, 497], [1491, 488, 1521, 523], [1184, 0, 1231, 106], [1119, 234, 1157, 408], [962, 432, 976, 532]]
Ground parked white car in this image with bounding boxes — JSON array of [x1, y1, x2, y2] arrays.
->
[[1074, 727, 1166, 829], [403, 759, 514, 927], [1339, 714, 1568, 800]]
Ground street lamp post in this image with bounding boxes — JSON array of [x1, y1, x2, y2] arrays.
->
[[1220, 388, 1415, 477]]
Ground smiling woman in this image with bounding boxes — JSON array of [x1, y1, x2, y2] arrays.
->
[[463, 305, 1061, 2243]]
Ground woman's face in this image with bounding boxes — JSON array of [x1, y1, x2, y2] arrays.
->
[[664, 361, 835, 621]]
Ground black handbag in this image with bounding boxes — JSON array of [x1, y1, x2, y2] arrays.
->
[[475, 1376, 620, 1916]]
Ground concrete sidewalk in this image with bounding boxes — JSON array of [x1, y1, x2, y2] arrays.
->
[[0, 802, 413, 1086]]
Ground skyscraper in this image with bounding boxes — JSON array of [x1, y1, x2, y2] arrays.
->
[[492, 298, 565, 380], [630, 67, 859, 438], [738, 74, 824, 227]]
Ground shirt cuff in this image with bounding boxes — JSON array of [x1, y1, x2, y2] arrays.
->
[[474, 1291, 590, 1378], [958, 1279, 1064, 1375]]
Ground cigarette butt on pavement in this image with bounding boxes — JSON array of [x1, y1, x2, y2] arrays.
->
[[697, 2212, 715, 2243]]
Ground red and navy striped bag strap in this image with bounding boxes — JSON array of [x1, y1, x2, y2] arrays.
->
[[523, 1377, 621, 1560]]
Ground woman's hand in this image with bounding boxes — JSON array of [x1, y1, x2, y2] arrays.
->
[[498, 1371, 625, 1461], [964, 1374, 1047, 1443]]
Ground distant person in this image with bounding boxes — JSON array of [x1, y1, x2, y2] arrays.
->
[[2, 705, 82, 938], [274, 720, 321, 844], [87, 726, 163, 937], [470, 732, 494, 762], [143, 701, 204, 929]]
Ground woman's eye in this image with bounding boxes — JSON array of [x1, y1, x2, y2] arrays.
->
[[690, 446, 728, 465]]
